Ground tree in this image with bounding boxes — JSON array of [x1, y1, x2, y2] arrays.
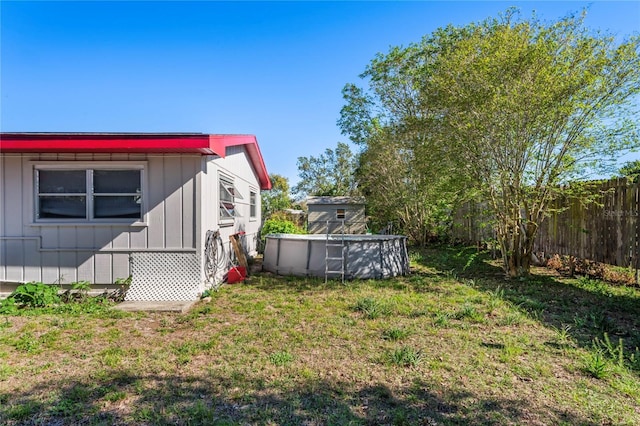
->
[[339, 27, 474, 243], [618, 160, 640, 182], [354, 127, 462, 244], [261, 174, 292, 218], [293, 142, 359, 198], [341, 8, 640, 276]]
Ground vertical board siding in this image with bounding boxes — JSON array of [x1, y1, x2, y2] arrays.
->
[[1, 153, 199, 286], [77, 252, 95, 282], [41, 252, 60, 284], [4, 155, 27, 281], [76, 225, 94, 248], [112, 253, 130, 281], [147, 156, 166, 248], [208, 147, 263, 257], [59, 252, 78, 283], [0, 157, 4, 281], [182, 156, 197, 248], [453, 178, 639, 268], [163, 156, 183, 248], [94, 253, 112, 284], [0, 148, 263, 293], [5, 240, 23, 281], [201, 159, 216, 235], [308, 205, 366, 234], [112, 232, 130, 250], [23, 239, 42, 282]]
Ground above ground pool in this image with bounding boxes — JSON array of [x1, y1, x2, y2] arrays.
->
[[262, 234, 409, 279]]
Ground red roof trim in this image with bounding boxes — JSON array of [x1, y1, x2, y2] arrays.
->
[[0, 132, 271, 190], [0, 133, 215, 153], [209, 135, 271, 190]]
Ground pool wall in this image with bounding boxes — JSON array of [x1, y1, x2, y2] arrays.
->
[[263, 234, 409, 279]]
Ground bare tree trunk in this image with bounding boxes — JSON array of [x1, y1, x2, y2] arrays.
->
[[498, 208, 539, 278]]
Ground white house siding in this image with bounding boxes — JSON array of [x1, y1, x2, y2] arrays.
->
[[0, 153, 200, 291], [1, 145, 264, 299], [218, 145, 262, 255], [201, 145, 262, 278]]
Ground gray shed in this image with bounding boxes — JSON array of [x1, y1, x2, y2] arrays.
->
[[306, 196, 366, 234]]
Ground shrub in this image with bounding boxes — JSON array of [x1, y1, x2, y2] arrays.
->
[[260, 217, 306, 244], [0, 280, 121, 315], [61, 280, 91, 303], [8, 282, 61, 308], [0, 297, 19, 315]]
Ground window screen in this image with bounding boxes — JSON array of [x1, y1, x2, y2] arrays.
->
[[219, 177, 237, 221], [250, 191, 257, 219], [36, 168, 142, 221], [93, 170, 141, 219]]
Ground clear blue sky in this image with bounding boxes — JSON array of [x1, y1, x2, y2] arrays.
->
[[2, 1, 639, 184]]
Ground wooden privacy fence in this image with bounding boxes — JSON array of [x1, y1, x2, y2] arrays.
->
[[451, 201, 494, 245], [452, 178, 640, 269]]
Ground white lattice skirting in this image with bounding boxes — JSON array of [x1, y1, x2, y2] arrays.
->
[[125, 252, 201, 301]]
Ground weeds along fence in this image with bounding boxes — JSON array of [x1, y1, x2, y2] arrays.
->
[[452, 178, 640, 270]]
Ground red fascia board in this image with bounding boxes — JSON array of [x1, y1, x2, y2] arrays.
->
[[0, 134, 217, 154], [210, 135, 272, 190], [0, 133, 272, 190]]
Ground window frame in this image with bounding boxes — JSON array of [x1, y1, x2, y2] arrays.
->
[[249, 189, 257, 220], [219, 174, 240, 225], [32, 161, 147, 225]]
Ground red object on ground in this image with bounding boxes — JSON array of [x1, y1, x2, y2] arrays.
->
[[227, 266, 246, 284]]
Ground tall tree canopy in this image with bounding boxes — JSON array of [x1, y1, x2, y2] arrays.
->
[[261, 174, 292, 218], [618, 160, 640, 182], [340, 8, 640, 276], [293, 142, 359, 198]]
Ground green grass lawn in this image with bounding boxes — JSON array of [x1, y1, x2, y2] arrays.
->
[[1, 246, 639, 425]]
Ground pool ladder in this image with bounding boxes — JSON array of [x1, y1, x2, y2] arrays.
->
[[325, 219, 345, 283]]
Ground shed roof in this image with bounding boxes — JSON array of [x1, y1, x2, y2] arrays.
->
[[0, 132, 271, 189], [306, 196, 365, 205]]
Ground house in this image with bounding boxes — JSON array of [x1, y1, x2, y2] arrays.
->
[[306, 196, 366, 234], [0, 132, 271, 301]]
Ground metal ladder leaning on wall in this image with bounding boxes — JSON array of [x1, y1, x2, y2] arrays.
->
[[325, 219, 346, 283]]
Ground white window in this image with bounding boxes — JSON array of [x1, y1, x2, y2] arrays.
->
[[249, 190, 257, 219], [336, 208, 346, 220], [219, 175, 242, 222], [35, 164, 144, 223]]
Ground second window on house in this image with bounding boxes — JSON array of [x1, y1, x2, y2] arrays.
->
[[249, 190, 257, 219], [219, 175, 243, 222]]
